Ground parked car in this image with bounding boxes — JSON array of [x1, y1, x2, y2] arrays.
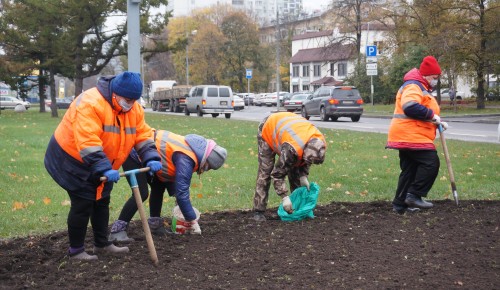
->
[[233, 95, 245, 110], [432, 88, 465, 100], [46, 97, 73, 109], [0, 96, 31, 110], [253, 93, 266, 106], [301, 86, 364, 122], [263, 92, 278, 106], [243, 93, 255, 105], [284, 93, 310, 112], [184, 85, 234, 119]]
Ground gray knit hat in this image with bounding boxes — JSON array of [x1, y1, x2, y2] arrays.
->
[[206, 145, 227, 170], [303, 138, 326, 165]]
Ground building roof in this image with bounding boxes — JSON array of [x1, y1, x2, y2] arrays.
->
[[310, 76, 344, 86], [289, 44, 356, 63], [292, 30, 333, 41]]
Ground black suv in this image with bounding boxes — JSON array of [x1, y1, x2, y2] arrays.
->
[[301, 86, 364, 122]]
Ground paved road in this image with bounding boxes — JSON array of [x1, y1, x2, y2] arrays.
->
[[147, 106, 500, 144]]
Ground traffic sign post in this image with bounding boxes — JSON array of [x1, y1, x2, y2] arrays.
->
[[246, 69, 252, 93], [365, 46, 377, 106], [366, 45, 377, 57]]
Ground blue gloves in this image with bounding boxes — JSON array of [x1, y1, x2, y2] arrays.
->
[[103, 169, 120, 183], [146, 160, 162, 175]]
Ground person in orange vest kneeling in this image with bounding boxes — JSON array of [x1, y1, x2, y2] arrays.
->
[[252, 112, 326, 222], [44, 72, 162, 260], [108, 130, 227, 241], [386, 56, 449, 214]]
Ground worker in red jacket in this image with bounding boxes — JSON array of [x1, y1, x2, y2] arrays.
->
[[44, 72, 162, 260], [386, 56, 448, 214]]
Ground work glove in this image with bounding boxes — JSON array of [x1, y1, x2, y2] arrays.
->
[[103, 169, 120, 183], [282, 196, 293, 214], [146, 160, 162, 175], [186, 220, 202, 235], [299, 176, 310, 191], [431, 114, 441, 125], [440, 122, 449, 131]]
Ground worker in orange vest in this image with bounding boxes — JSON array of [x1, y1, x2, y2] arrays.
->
[[44, 72, 162, 260], [386, 56, 449, 214], [253, 112, 326, 222]]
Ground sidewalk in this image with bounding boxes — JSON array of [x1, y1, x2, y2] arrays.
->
[[363, 113, 500, 124]]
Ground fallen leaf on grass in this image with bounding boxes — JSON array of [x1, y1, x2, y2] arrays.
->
[[12, 201, 26, 210], [43, 197, 51, 205], [61, 200, 71, 206]]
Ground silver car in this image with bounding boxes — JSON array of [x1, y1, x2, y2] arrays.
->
[[0, 96, 31, 110]]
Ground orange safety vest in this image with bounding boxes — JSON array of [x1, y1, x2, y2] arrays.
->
[[53, 88, 154, 199], [261, 112, 325, 160], [155, 130, 199, 182], [387, 82, 440, 149]]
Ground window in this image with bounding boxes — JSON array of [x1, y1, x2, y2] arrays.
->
[[338, 63, 347, 77], [293, 66, 299, 77], [219, 88, 230, 98], [302, 85, 309, 91], [207, 88, 218, 97], [330, 63, 335, 76], [313, 65, 321, 77], [302, 65, 309, 77]]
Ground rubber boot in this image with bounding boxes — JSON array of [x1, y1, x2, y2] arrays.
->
[[70, 251, 98, 261], [405, 193, 434, 209], [93, 244, 129, 256], [108, 220, 134, 243], [252, 211, 266, 222], [148, 217, 168, 236]]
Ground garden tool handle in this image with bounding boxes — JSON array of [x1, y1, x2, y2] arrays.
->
[[100, 167, 151, 181], [438, 124, 459, 206]]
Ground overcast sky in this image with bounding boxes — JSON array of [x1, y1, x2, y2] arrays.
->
[[302, 0, 331, 12]]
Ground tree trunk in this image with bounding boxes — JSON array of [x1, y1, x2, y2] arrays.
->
[[49, 68, 58, 118], [38, 71, 47, 113]]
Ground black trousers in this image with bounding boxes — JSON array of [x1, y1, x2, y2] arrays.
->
[[393, 150, 440, 206], [67, 194, 111, 249], [116, 156, 151, 222]]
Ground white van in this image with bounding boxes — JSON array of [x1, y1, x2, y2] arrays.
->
[[184, 85, 234, 119]]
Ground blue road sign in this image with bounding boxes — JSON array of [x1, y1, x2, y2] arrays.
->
[[366, 46, 377, 57], [246, 69, 253, 79]]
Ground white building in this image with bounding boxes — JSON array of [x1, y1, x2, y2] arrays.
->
[[289, 23, 390, 92], [171, 0, 304, 26]]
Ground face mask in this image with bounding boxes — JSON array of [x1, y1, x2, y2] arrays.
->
[[118, 98, 133, 112], [429, 79, 438, 88]]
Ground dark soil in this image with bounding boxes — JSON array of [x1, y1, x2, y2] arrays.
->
[[1, 200, 499, 289]]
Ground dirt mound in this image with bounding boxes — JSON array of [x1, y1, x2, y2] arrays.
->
[[1, 200, 498, 289]]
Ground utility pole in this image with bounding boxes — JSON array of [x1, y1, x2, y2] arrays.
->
[[275, 4, 281, 111], [127, 0, 141, 73]]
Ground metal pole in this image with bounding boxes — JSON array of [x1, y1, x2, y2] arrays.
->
[[275, 5, 281, 111], [127, 0, 141, 73], [371, 76, 374, 105], [247, 78, 250, 94]]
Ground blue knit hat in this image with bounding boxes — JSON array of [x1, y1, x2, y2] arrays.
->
[[111, 71, 143, 100]]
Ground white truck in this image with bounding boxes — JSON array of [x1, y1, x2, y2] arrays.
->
[[150, 80, 191, 112]]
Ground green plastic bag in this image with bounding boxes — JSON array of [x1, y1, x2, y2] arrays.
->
[[278, 182, 320, 221]]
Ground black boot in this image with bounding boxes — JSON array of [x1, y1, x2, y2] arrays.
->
[[404, 193, 433, 209], [392, 203, 421, 215]]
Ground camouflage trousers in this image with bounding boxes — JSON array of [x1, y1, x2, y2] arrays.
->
[[253, 119, 301, 212]]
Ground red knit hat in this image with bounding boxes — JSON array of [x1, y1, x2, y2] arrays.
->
[[419, 56, 441, 76]]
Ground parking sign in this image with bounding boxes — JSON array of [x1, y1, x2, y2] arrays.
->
[[366, 46, 377, 57], [246, 69, 252, 79]]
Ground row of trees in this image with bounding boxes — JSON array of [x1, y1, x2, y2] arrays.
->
[[0, 0, 171, 117], [1, 0, 498, 113], [331, 0, 500, 109]]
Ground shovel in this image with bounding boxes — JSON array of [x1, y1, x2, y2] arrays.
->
[[438, 124, 459, 206], [101, 167, 159, 266]]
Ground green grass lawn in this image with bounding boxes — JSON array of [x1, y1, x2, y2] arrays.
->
[[0, 109, 498, 238]]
